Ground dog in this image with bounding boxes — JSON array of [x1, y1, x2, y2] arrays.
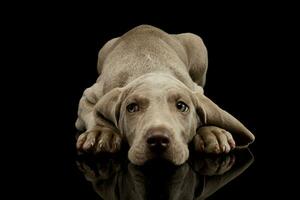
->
[[75, 25, 255, 165]]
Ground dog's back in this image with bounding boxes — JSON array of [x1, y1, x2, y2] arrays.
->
[[97, 25, 196, 93]]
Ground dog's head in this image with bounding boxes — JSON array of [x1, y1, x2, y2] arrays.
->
[[94, 73, 254, 165]]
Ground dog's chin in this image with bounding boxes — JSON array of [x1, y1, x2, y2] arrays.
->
[[128, 141, 189, 166]]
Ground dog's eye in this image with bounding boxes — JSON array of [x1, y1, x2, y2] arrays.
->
[[127, 103, 139, 113], [176, 101, 189, 112]]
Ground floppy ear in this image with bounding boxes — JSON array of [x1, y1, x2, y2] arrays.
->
[[194, 92, 255, 148], [93, 88, 124, 131]]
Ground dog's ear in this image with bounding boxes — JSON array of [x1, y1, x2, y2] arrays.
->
[[94, 88, 124, 131], [193, 91, 255, 148]]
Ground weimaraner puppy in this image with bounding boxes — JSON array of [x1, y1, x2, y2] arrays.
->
[[75, 25, 255, 165]]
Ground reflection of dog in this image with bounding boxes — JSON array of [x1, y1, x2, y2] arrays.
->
[[77, 149, 254, 200], [75, 25, 255, 165]]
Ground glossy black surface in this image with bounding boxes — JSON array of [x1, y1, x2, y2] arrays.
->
[[11, 4, 295, 199], [76, 149, 253, 200]]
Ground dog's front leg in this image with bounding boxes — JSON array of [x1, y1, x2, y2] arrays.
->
[[76, 125, 122, 153], [193, 126, 236, 154], [75, 83, 122, 153]]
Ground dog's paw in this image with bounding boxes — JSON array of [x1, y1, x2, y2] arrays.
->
[[193, 126, 236, 154], [76, 127, 122, 153]]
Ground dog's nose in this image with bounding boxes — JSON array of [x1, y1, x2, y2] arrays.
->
[[146, 133, 170, 153]]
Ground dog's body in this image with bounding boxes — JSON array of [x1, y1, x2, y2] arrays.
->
[[76, 25, 255, 165]]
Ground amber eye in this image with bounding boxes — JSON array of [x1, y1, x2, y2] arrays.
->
[[176, 101, 189, 112], [127, 103, 139, 113]]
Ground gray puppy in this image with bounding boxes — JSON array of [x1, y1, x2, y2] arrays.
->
[[75, 25, 255, 165]]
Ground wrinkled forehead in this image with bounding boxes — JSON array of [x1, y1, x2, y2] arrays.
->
[[125, 73, 191, 97]]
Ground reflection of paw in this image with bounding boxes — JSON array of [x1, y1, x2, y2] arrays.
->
[[204, 155, 235, 175], [193, 154, 236, 176], [76, 127, 121, 153], [193, 126, 236, 154], [76, 158, 121, 181], [76, 161, 98, 181]]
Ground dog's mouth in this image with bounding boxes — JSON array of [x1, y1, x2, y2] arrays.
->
[[146, 151, 170, 163], [128, 139, 189, 166]]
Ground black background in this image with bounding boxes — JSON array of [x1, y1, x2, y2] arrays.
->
[[5, 2, 297, 199]]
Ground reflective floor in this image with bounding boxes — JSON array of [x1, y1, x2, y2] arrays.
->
[[12, 7, 294, 199], [74, 149, 253, 200]]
